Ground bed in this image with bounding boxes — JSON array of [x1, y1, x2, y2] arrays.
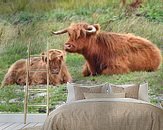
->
[[42, 82, 163, 130]]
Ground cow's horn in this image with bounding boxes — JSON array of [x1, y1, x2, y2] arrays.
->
[[86, 25, 96, 33], [51, 29, 67, 35]]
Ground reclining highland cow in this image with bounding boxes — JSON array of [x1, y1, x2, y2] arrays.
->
[[2, 49, 72, 87], [52, 22, 161, 76]]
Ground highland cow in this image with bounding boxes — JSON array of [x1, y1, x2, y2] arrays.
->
[[52, 22, 161, 76], [2, 49, 72, 87]]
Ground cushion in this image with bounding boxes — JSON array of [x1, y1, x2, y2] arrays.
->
[[109, 83, 139, 99], [66, 82, 108, 103], [84, 92, 125, 99], [138, 82, 149, 102]]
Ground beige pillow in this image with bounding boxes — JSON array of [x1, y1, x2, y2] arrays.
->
[[109, 84, 139, 99], [66, 82, 108, 103], [138, 82, 149, 102], [84, 93, 125, 99], [74, 85, 102, 100]]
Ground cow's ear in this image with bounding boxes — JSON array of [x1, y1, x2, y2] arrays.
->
[[80, 29, 86, 38], [93, 24, 100, 32], [41, 52, 47, 62], [60, 50, 66, 60], [59, 55, 63, 61]]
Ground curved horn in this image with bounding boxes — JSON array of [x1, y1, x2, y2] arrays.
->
[[85, 25, 96, 33], [51, 29, 67, 35]]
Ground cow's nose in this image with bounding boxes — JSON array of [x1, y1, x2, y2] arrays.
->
[[52, 69, 59, 74]]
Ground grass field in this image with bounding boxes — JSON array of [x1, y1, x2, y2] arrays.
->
[[0, 0, 163, 113]]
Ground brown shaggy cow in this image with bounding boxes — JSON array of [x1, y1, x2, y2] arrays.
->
[[1, 49, 72, 87], [52, 22, 162, 76]]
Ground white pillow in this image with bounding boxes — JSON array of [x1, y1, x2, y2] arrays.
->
[[66, 82, 108, 103], [138, 82, 149, 102], [109, 83, 139, 99], [108, 82, 149, 102]]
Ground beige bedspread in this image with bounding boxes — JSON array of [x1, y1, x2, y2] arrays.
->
[[43, 98, 163, 130]]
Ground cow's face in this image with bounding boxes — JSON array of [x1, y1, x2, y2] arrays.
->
[[52, 23, 100, 53], [64, 30, 86, 53], [48, 56, 63, 74], [42, 49, 65, 75]]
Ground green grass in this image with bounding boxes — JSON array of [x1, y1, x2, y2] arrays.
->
[[0, 0, 163, 113]]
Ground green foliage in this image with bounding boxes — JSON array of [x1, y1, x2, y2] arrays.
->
[[0, 0, 115, 14], [3, 41, 27, 63], [66, 54, 85, 78], [0, 86, 19, 103], [0, 85, 67, 113], [0, 0, 29, 14], [138, 0, 163, 22], [50, 85, 67, 106]]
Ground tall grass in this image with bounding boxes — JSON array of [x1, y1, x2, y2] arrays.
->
[[0, 0, 118, 14]]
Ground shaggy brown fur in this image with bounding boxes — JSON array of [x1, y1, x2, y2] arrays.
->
[[53, 22, 162, 76], [1, 49, 72, 87]]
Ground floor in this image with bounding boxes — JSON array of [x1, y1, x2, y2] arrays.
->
[[0, 122, 43, 130], [0, 114, 46, 130]]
